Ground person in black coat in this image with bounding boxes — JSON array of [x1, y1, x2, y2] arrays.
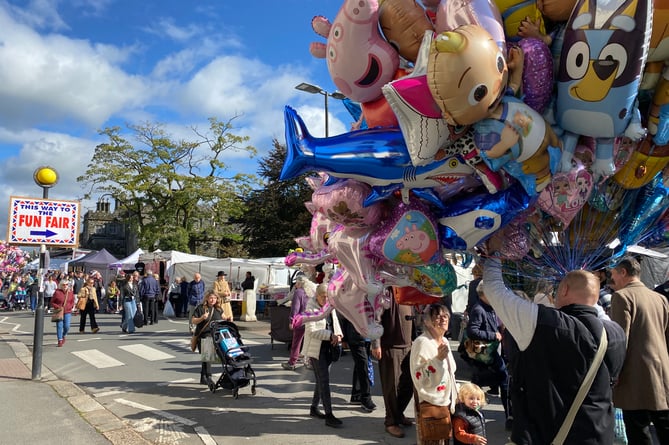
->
[[178, 276, 189, 318], [241, 272, 255, 291], [465, 281, 509, 418]]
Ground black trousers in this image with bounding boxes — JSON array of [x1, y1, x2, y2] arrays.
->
[[79, 299, 98, 331], [311, 342, 334, 415], [349, 340, 372, 403], [623, 409, 669, 445], [142, 298, 157, 324]]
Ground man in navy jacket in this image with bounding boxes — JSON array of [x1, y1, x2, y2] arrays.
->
[[139, 270, 161, 325]]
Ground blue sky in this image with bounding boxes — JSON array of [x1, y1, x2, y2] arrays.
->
[[0, 0, 352, 241]]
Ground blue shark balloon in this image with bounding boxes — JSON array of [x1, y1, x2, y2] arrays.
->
[[438, 182, 532, 250], [282, 106, 476, 206]]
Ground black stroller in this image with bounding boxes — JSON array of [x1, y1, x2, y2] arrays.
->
[[208, 320, 257, 399]]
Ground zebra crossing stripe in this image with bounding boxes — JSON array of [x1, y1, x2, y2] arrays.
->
[[161, 339, 190, 347], [72, 350, 124, 369], [119, 344, 175, 361]]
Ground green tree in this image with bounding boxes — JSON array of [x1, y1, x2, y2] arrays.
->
[[78, 117, 257, 255], [239, 139, 312, 257]]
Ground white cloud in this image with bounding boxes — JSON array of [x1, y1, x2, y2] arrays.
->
[[0, 1, 352, 242], [0, 8, 148, 130]]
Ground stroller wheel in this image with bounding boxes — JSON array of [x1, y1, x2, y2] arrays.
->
[[208, 382, 216, 393], [251, 386, 256, 396]]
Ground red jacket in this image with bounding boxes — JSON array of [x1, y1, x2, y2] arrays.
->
[[51, 288, 75, 314]]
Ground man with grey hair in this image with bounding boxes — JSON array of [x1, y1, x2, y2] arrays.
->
[[609, 256, 669, 444], [482, 239, 626, 445]]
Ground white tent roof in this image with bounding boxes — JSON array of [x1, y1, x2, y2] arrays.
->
[[109, 248, 145, 270], [25, 254, 87, 272], [139, 250, 214, 264], [168, 257, 292, 290]]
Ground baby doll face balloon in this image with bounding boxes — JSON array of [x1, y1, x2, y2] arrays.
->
[[427, 24, 508, 126]]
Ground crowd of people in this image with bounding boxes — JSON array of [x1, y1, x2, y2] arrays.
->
[[275, 243, 669, 444], [3, 248, 669, 444]]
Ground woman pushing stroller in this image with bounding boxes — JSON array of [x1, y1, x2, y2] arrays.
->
[[192, 290, 230, 385]]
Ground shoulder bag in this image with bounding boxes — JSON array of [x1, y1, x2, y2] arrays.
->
[[418, 401, 452, 441], [76, 295, 88, 311], [190, 307, 213, 352], [133, 300, 144, 328], [53, 289, 73, 322], [51, 306, 64, 322]]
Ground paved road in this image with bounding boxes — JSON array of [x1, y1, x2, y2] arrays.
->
[[0, 310, 510, 444]]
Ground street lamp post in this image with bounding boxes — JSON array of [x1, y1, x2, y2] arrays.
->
[[32, 166, 58, 380], [295, 82, 347, 137]]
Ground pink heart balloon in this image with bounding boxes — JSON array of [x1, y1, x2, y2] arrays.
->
[[537, 164, 594, 227]]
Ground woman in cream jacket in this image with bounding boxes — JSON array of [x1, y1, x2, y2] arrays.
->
[[302, 283, 343, 428]]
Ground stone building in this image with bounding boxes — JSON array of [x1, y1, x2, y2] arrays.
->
[[80, 199, 136, 257]]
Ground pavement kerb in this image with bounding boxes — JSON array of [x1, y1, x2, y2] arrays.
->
[[2, 334, 152, 445], [0, 318, 274, 445]]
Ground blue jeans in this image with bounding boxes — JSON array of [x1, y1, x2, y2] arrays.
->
[[30, 295, 37, 311], [56, 313, 72, 341], [122, 299, 137, 333]]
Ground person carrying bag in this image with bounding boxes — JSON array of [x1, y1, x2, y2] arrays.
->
[[191, 290, 225, 385]]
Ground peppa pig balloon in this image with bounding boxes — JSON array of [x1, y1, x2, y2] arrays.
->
[[320, 0, 400, 103], [368, 199, 441, 266]]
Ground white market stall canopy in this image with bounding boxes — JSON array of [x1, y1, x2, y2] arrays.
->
[[138, 250, 216, 280], [25, 253, 87, 272], [168, 257, 292, 290], [109, 248, 144, 271]]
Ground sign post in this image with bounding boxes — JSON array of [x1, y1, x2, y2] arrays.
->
[[6, 167, 79, 380]]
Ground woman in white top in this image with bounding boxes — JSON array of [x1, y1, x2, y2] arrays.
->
[[302, 283, 343, 428], [410, 303, 458, 444]]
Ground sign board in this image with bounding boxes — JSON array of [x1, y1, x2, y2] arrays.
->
[[7, 196, 80, 246]]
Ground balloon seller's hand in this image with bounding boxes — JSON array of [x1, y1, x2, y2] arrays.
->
[[517, 16, 542, 39], [506, 46, 524, 93], [486, 234, 504, 256]]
